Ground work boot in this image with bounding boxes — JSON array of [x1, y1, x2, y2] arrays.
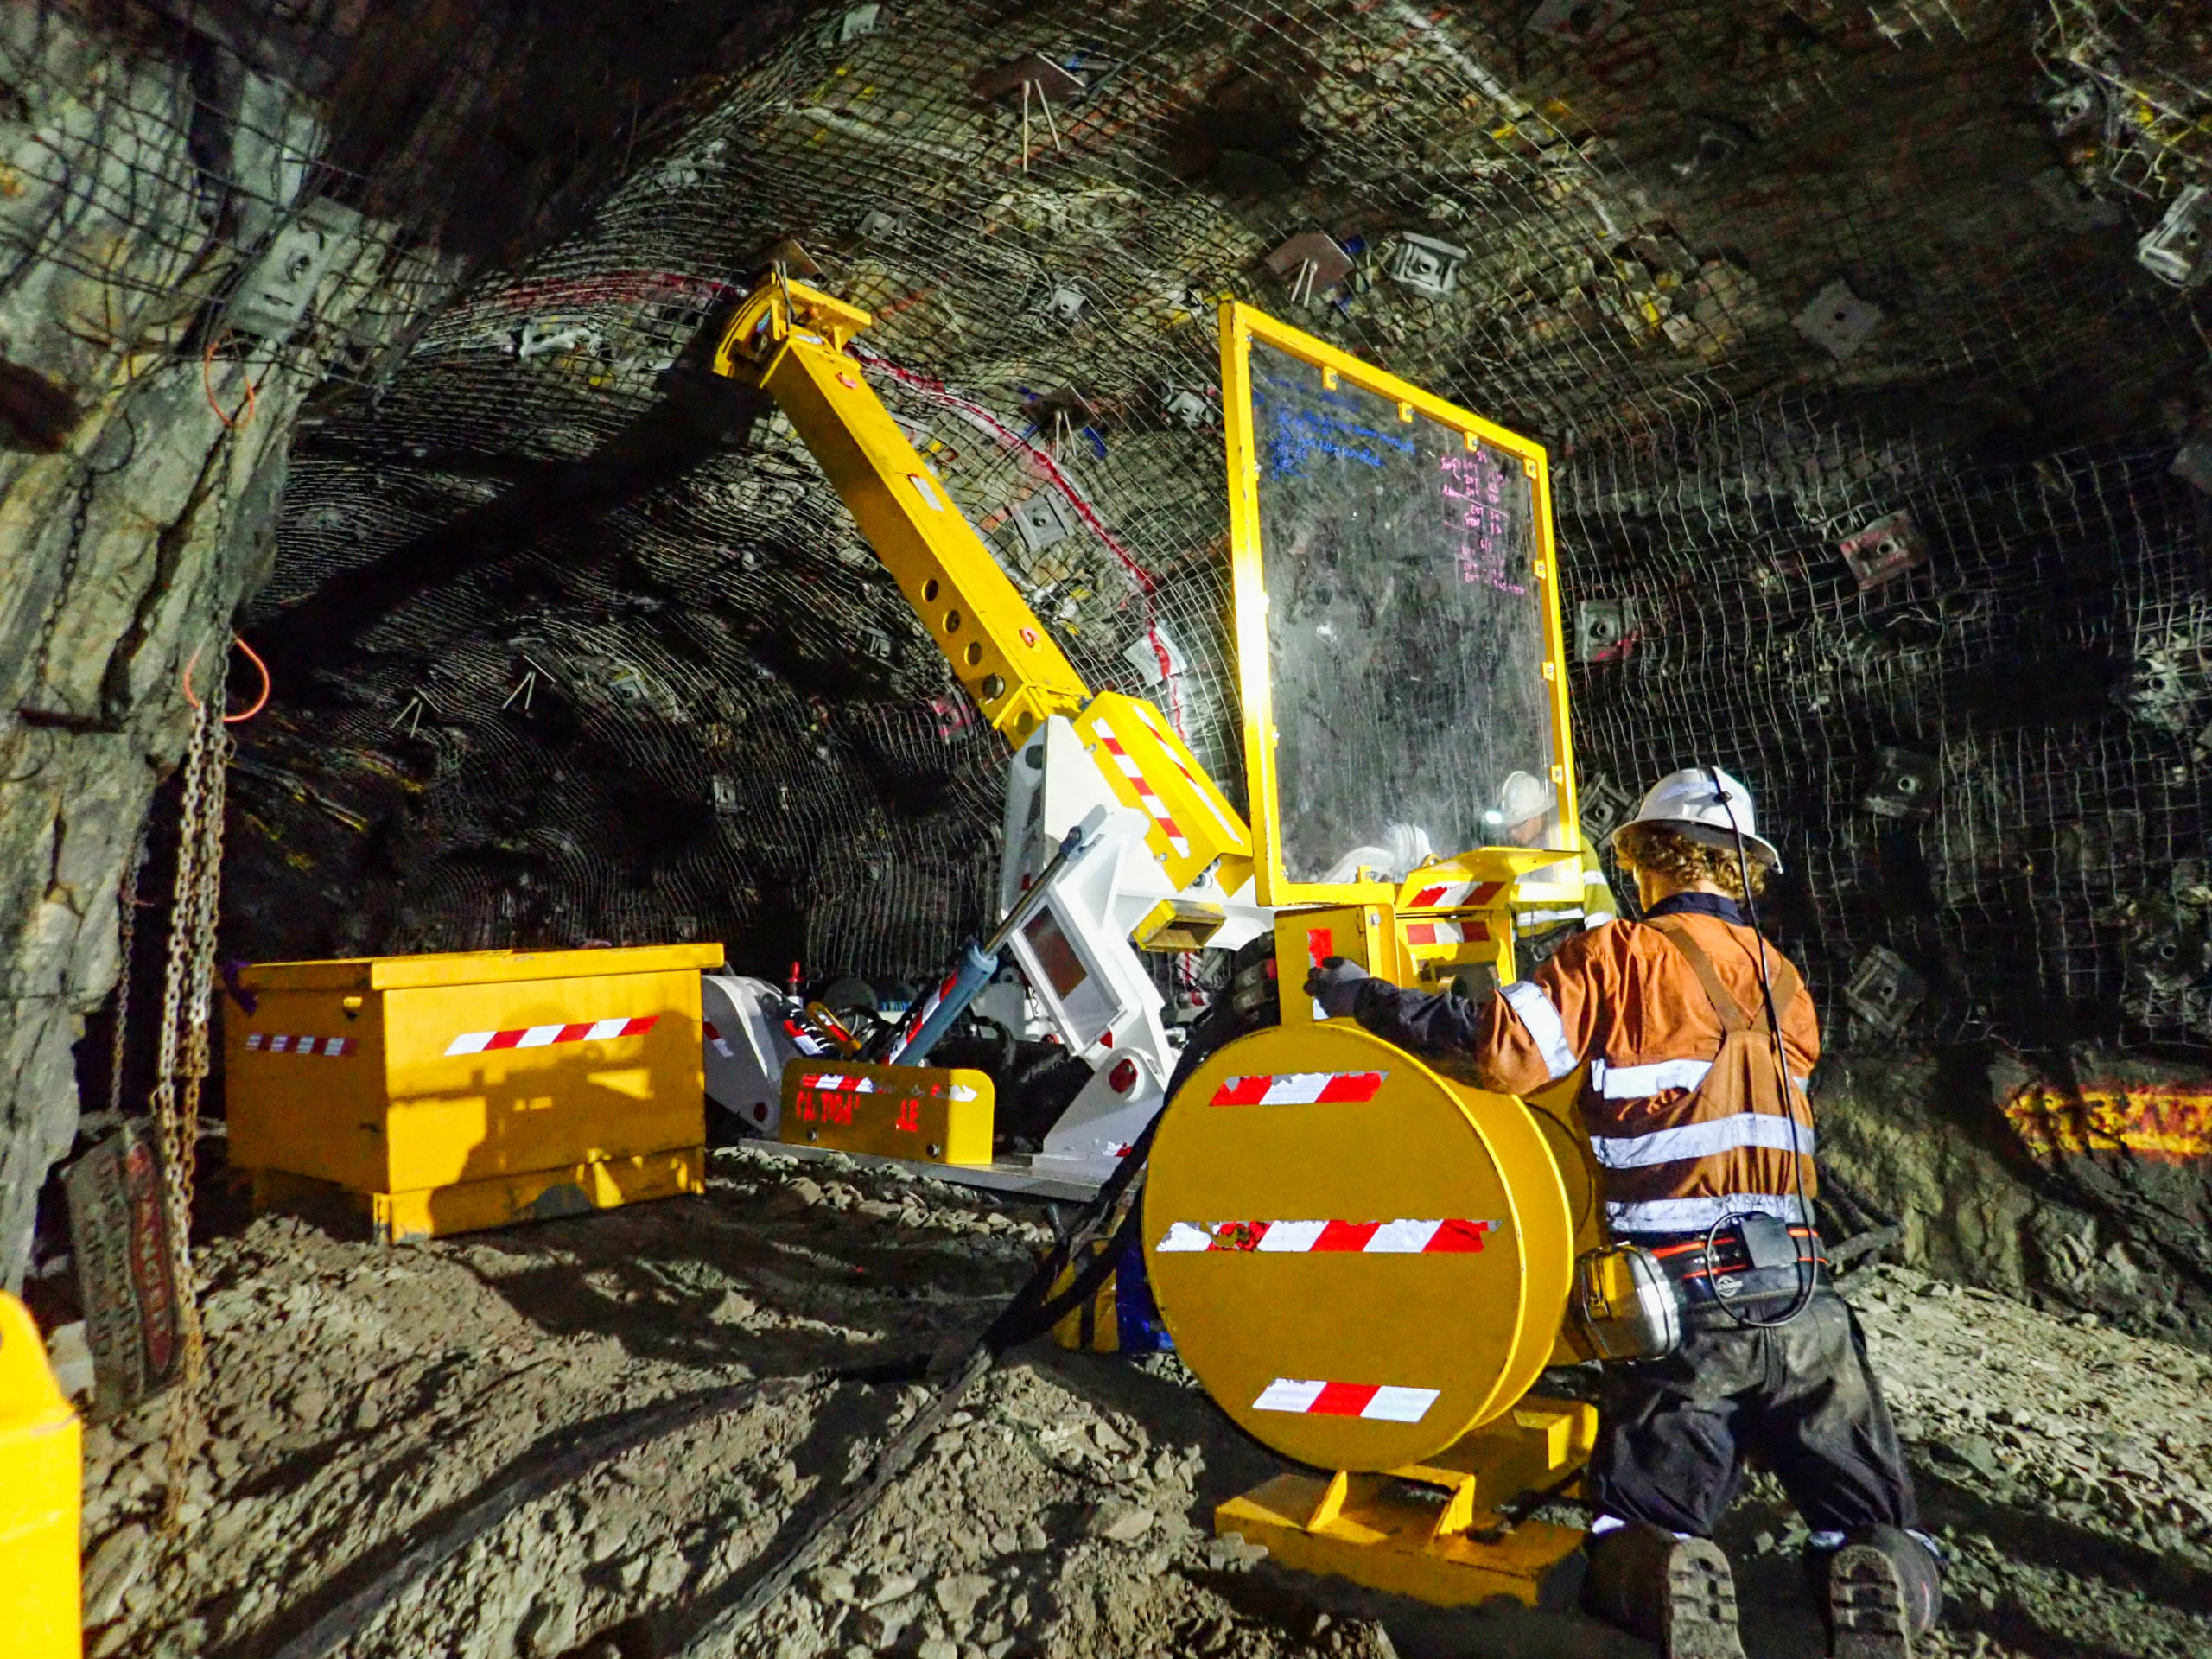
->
[[1583, 1521, 1747, 1659], [1828, 1527, 1942, 1659]]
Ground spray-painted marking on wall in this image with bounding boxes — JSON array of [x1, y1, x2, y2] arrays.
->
[[2005, 1083, 2212, 1162], [1155, 1218, 1495, 1253], [444, 1016, 658, 1057], [1252, 1378, 1440, 1422]]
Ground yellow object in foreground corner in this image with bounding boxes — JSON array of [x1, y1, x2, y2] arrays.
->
[[226, 944, 721, 1242], [0, 1292, 79, 1659]]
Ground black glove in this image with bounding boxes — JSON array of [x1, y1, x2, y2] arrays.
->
[[1304, 956, 1370, 1020]]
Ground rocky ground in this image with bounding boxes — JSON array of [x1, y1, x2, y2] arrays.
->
[[67, 1142, 2212, 1659]]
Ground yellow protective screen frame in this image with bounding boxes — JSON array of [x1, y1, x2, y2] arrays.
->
[[1217, 300, 1580, 910]]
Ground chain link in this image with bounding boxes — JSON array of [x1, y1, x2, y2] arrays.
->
[[151, 687, 227, 1532], [108, 831, 147, 1118]]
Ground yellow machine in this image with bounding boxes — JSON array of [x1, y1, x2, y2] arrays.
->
[[711, 268, 1603, 1599], [0, 1292, 80, 1659], [1123, 303, 1602, 1605], [226, 944, 721, 1241]]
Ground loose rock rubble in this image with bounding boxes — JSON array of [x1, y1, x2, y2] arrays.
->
[[72, 1151, 2212, 1659]]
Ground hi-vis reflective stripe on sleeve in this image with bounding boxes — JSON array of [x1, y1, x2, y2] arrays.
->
[[1154, 1217, 1495, 1253], [445, 1016, 658, 1057], [1252, 1378, 1440, 1423], [1604, 1192, 1810, 1234], [1209, 1071, 1388, 1106], [1590, 1058, 1713, 1099], [1498, 981, 1576, 1080], [1590, 1111, 1818, 1169]]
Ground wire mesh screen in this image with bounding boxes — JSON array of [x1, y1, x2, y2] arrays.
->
[[22, 0, 2190, 1047], [1561, 406, 2212, 1048]]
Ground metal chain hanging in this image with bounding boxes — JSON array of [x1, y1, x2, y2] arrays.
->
[[108, 831, 147, 1119], [149, 685, 231, 1532]]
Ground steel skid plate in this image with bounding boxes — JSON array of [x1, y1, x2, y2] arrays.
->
[[1143, 1020, 1575, 1473]]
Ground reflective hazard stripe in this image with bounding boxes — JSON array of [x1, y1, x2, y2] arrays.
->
[[1253, 1378, 1440, 1423], [1605, 1192, 1809, 1234], [245, 1033, 357, 1057], [1128, 702, 1242, 840], [1209, 1071, 1388, 1107], [1498, 981, 1575, 1080], [1413, 880, 1503, 906], [1590, 1112, 1816, 1169], [1408, 880, 1504, 908], [1154, 1217, 1494, 1254], [1590, 1058, 1713, 1098], [702, 1020, 734, 1058], [444, 1016, 658, 1057], [1091, 718, 1191, 856], [797, 1073, 981, 1102], [1405, 919, 1489, 947]]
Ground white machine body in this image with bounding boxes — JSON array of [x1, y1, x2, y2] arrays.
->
[[994, 716, 1273, 1179], [700, 973, 814, 1135]]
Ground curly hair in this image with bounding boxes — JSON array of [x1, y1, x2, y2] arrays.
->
[[1613, 822, 1770, 902]]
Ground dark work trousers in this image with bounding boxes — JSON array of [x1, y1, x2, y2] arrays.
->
[[1588, 1288, 1918, 1539]]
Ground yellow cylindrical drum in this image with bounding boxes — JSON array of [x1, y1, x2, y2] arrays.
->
[[1144, 1021, 1576, 1472], [0, 1292, 81, 1659]]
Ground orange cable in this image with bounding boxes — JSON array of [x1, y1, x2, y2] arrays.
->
[[180, 634, 271, 721], [200, 330, 258, 429], [225, 637, 270, 722]]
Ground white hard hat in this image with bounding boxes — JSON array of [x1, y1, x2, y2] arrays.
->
[[1610, 765, 1783, 872], [1485, 769, 1554, 828]]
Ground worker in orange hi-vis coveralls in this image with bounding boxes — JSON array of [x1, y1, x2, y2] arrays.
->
[[1308, 767, 1942, 1659]]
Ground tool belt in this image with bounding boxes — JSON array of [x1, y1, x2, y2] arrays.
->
[[1647, 1226, 1829, 1329]]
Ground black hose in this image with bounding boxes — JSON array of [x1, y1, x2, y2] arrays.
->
[[667, 1114, 1162, 1655], [240, 1370, 857, 1659], [233, 1101, 1165, 1659]]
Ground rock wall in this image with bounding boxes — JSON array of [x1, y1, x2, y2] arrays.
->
[[1817, 1049, 2212, 1351], [0, 0, 819, 1290], [0, 7, 436, 1289]]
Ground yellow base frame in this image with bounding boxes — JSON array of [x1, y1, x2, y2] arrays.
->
[[1217, 1398, 1594, 1609], [251, 1146, 704, 1244]]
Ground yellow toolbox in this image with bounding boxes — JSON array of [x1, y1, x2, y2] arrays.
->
[[0, 1292, 79, 1659], [226, 944, 722, 1243]]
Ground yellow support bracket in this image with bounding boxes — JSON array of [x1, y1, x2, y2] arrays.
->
[[711, 277, 1091, 747]]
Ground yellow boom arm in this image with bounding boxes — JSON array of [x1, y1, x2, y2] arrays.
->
[[709, 277, 1253, 899]]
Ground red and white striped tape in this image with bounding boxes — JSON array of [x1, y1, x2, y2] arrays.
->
[[1091, 718, 1191, 857], [1128, 702, 1241, 840], [1154, 1217, 1494, 1254], [1210, 1071, 1387, 1107], [1404, 919, 1489, 947], [703, 1020, 733, 1059], [1253, 1378, 1440, 1424], [1407, 880, 1503, 909], [445, 1016, 658, 1058], [798, 1072, 982, 1102], [245, 1033, 357, 1057]]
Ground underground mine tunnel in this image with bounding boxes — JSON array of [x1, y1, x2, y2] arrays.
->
[[10, 2, 2212, 1657]]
